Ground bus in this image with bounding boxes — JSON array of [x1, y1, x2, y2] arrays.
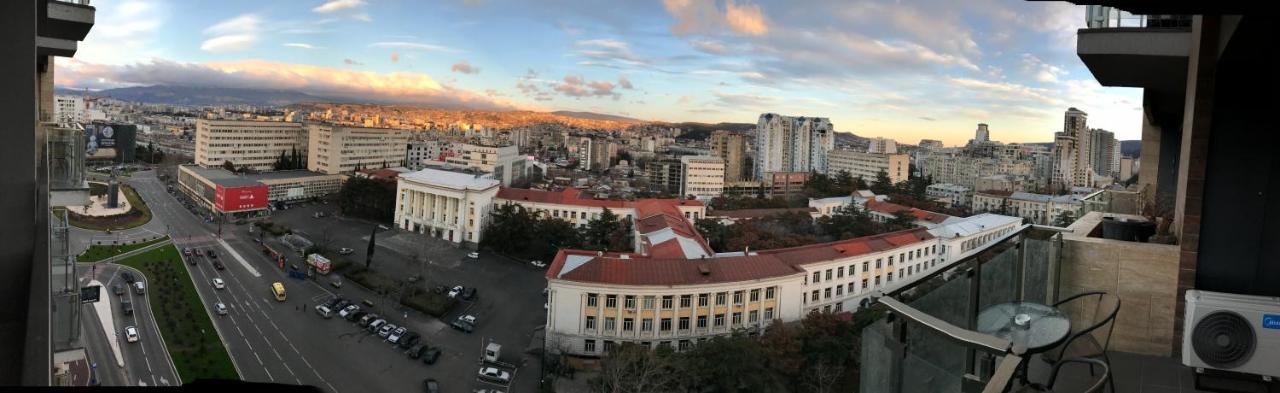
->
[[271, 282, 286, 301]]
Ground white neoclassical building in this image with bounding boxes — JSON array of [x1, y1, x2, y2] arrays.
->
[[393, 168, 500, 246]]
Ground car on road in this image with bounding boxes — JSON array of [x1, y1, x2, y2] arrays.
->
[[134, 282, 145, 295], [358, 314, 378, 327], [212, 260, 225, 270], [388, 326, 408, 343], [398, 332, 421, 349], [121, 271, 135, 284], [212, 278, 225, 289], [112, 284, 124, 296], [206, 249, 217, 258], [423, 378, 439, 393], [477, 367, 511, 383], [120, 299, 133, 315], [183, 248, 193, 256], [378, 323, 398, 338], [530, 260, 546, 268], [214, 302, 228, 315], [467, 251, 480, 259], [421, 347, 441, 364], [447, 286, 463, 298], [312, 212, 325, 218], [461, 287, 477, 300], [368, 319, 387, 333], [124, 326, 139, 343], [450, 319, 474, 333], [315, 305, 333, 318], [338, 305, 359, 318], [337, 247, 354, 255]]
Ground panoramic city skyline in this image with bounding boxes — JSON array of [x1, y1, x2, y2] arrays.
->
[[55, 0, 1142, 146]]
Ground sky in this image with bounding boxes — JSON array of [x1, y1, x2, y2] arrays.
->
[[55, 0, 1145, 146]]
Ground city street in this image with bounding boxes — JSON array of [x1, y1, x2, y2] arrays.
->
[[76, 263, 178, 387], [129, 168, 549, 392]]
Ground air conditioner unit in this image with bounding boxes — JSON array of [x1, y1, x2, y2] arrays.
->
[[1182, 289, 1280, 380]]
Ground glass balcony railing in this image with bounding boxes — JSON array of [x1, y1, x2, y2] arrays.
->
[[857, 225, 1064, 393], [47, 125, 87, 193], [1085, 5, 1191, 29]]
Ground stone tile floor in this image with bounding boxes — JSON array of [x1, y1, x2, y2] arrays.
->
[[1026, 351, 1276, 393]]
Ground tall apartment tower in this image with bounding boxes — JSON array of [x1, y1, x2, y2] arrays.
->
[[754, 113, 834, 179], [1089, 128, 1117, 178], [975, 123, 990, 143], [1052, 108, 1095, 189], [866, 137, 898, 154], [709, 130, 747, 182]]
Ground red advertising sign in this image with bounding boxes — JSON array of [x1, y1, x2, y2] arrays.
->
[[214, 185, 269, 212]]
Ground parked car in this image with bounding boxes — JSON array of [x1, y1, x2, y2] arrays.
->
[[206, 249, 217, 258], [466, 252, 479, 259], [388, 326, 407, 343], [183, 248, 193, 256], [212, 278, 225, 289], [461, 287, 476, 300], [421, 347, 441, 364], [450, 319, 473, 333], [121, 271, 135, 284], [330, 277, 343, 288], [423, 378, 439, 393], [406, 344, 426, 359], [398, 332, 420, 349], [377, 224, 390, 230], [338, 247, 354, 255], [530, 260, 547, 268], [457, 315, 477, 325], [124, 326, 139, 343], [346, 310, 367, 322], [315, 305, 333, 318], [367, 319, 387, 333], [478, 367, 511, 383], [339, 305, 359, 318], [358, 314, 378, 327], [214, 302, 228, 315], [447, 286, 463, 298], [212, 260, 225, 270], [378, 324, 397, 338], [324, 297, 344, 310]]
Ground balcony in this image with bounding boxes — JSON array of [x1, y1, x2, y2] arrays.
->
[[1076, 6, 1191, 91], [47, 124, 90, 208], [37, 0, 96, 57], [856, 223, 1188, 392]]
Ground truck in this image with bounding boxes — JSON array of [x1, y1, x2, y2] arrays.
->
[[306, 253, 331, 275]]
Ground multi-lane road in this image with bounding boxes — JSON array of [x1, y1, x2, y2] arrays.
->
[[77, 263, 178, 387]]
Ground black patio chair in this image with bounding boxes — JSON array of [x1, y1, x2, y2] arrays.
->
[[1043, 291, 1121, 393]]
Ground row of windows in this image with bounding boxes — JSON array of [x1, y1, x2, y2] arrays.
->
[[807, 244, 938, 285], [586, 288, 775, 309], [584, 307, 774, 333]]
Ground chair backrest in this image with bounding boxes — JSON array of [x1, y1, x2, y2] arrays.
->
[[1054, 291, 1122, 353]]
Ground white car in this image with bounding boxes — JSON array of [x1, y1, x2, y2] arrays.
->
[[467, 252, 479, 259], [124, 326, 139, 343], [388, 326, 407, 343], [214, 302, 228, 315], [530, 260, 546, 268], [338, 304, 359, 318], [378, 323, 397, 338], [458, 314, 477, 325], [338, 248, 354, 255], [448, 286, 463, 298], [477, 367, 511, 382], [212, 278, 225, 289]]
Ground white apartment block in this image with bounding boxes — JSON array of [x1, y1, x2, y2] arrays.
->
[[195, 120, 307, 172], [307, 124, 410, 175], [54, 95, 83, 125], [826, 149, 909, 184], [444, 143, 526, 186], [393, 168, 501, 246], [680, 155, 725, 199], [493, 188, 706, 229], [406, 140, 453, 169], [866, 137, 898, 154], [544, 213, 1023, 356], [926, 183, 972, 208], [920, 153, 1033, 191], [971, 191, 1084, 226], [754, 113, 834, 179]]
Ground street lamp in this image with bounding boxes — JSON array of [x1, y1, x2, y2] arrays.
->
[[89, 362, 98, 386]]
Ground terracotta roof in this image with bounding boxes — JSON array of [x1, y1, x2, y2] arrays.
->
[[495, 187, 629, 208], [709, 207, 818, 220], [865, 200, 951, 224]]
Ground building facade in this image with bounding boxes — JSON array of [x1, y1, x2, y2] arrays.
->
[[709, 131, 747, 182], [826, 150, 909, 185], [306, 124, 410, 175], [754, 113, 834, 179], [195, 120, 306, 172], [866, 137, 898, 154], [393, 168, 501, 246], [680, 155, 725, 199], [53, 95, 83, 125], [926, 183, 972, 208]]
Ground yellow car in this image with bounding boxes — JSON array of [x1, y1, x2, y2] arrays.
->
[[271, 282, 286, 301]]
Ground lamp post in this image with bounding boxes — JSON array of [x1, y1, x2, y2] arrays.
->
[[89, 362, 98, 386]]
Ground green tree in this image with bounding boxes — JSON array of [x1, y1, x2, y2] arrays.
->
[[221, 160, 236, 173], [582, 207, 623, 251], [852, 175, 869, 191], [480, 203, 537, 256], [871, 169, 893, 194], [335, 177, 396, 222], [676, 334, 784, 392], [695, 218, 732, 251], [832, 170, 855, 195], [884, 210, 918, 231]]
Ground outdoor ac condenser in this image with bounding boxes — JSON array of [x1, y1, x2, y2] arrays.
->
[[1182, 289, 1280, 380]]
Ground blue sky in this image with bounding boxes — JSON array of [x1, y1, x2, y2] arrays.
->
[[57, 0, 1144, 145]]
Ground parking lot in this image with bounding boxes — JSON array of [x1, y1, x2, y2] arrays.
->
[[234, 200, 549, 392]]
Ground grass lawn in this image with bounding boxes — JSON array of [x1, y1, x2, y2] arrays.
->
[[116, 245, 238, 383], [77, 236, 169, 262], [69, 183, 154, 231]]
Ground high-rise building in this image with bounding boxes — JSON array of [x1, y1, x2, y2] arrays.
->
[[680, 155, 725, 199], [53, 95, 83, 125], [866, 137, 898, 154], [826, 150, 910, 184], [1089, 128, 1118, 178], [588, 140, 617, 172], [709, 130, 747, 182], [195, 120, 307, 172], [1052, 108, 1096, 190], [974, 123, 990, 144], [754, 113, 834, 179], [306, 124, 411, 175]]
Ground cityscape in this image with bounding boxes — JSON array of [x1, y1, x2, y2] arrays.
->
[[3, 1, 1274, 393]]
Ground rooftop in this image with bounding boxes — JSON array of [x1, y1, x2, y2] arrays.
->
[[399, 167, 500, 191], [180, 164, 262, 188], [709, 207, 818, 220]]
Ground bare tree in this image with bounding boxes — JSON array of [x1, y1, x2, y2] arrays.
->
[[594, 344, 674, 393], [803, 358, 846, 393]]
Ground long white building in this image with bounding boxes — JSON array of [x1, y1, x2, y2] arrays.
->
[[680, 155, 725, 199], [307, 124, 411, 175], [393, 168, 501, 245], [195, 120, 307, 172], [754, 113, 834, 179], [826, 149, 909, 184]]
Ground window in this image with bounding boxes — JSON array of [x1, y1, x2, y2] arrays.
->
[[587, 293, 598, 307], [680, 295, 692, 308], [848, 282, 856, 293], [835, 302, 844, 312], [585, 316, 596, 330], [824, 288, 832, 299], [697, 315, 707, 328], [932, 245, 937, 254], [642, 319, 653, 331], [604, 341, 616, 353], [836, 285, 843, 296], [863, 262, 869, 272], [732, 312, 742, 325], [606, 295, 617, 308], [889, 256, 894, 265], [679, 340, 692, 351], [888, 272, 894, 282], [698, 294, 709, 307], [899, 268, 904, 277], [679, 317, 690, 330], [623, 318, 634, 331], [643, 296, 655, 309], [813, 272, 821, 283], [908, 266, 913, 275], [605, 317, 616, 331], [876, 259, 882, 268], [733, 291, 743, 305], [765, 287, 775, 299], [625, 295, 636, 309], [875, 276, 881, 286], [749, 289, 760, 302], [662, 295, 673, 309], [714, 314, 725, 327], [837, 266, 844, 278], [811, 290, 819, 301], [715, 292, 726, 305], [825, 269, 833, 280], [764, 307, 774, 320], [660, 318, 672, 331], [749, 310, 759, 323], [584, 339, 596, 353]]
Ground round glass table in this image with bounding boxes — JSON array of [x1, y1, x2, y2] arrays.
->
[[977, 302, 1072, 354]]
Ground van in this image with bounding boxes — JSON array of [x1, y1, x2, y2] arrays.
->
[[315, 305, 333, 318], [271, 282, 286, 301], [134, 282, 145, 295]]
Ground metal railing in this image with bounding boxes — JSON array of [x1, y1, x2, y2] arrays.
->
[[857, 225, 1064, 393], [1085, 5, 1191, 29]]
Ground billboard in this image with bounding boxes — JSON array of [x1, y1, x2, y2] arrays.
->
[[83, 123, 137, 162], [214, 185, 269, 212]]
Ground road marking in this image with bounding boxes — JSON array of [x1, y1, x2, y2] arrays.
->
[[216, 238, 260, 277]]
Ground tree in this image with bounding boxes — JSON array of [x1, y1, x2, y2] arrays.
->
[[676, 334, 784, 392], [871, 169, 893, 194], [695, 218, 732, 251], [592, 343, 676, 393], [221, 160, 236, 173], [852, 175, 869, 191], [884, 210, 918, 231], [832, 170, 855, 195], [582, 207, 623, 251]]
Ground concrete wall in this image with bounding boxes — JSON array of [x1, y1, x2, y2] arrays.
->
[[1059, 212, 1180, 356]]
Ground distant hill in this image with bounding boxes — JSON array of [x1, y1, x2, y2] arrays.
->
[[551, 111, 642, 123], [84, 85, 337, 106], [668, 122, 754, 140]]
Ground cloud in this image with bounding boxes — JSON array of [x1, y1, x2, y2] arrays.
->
[[1020, 53, 1067, 83], [451, 61, 479, 74], [55, 58, 517, 110], [919, 116, 936, 121], [313, 0, 365, 13], [555, 21, 582, 35], [691, 39, 728, 55], [389, 52, 400, 63], [72, 0, 167, 64], [284, 43, 319, 49], [678, 95, 691, 104], [618, 75, 633, 89], [664, 0, 769, 36], [201, 14, 260, 53], [550, 75, 620, 99], [370, 41, 461, 53], [343, 58, 363, 66]]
